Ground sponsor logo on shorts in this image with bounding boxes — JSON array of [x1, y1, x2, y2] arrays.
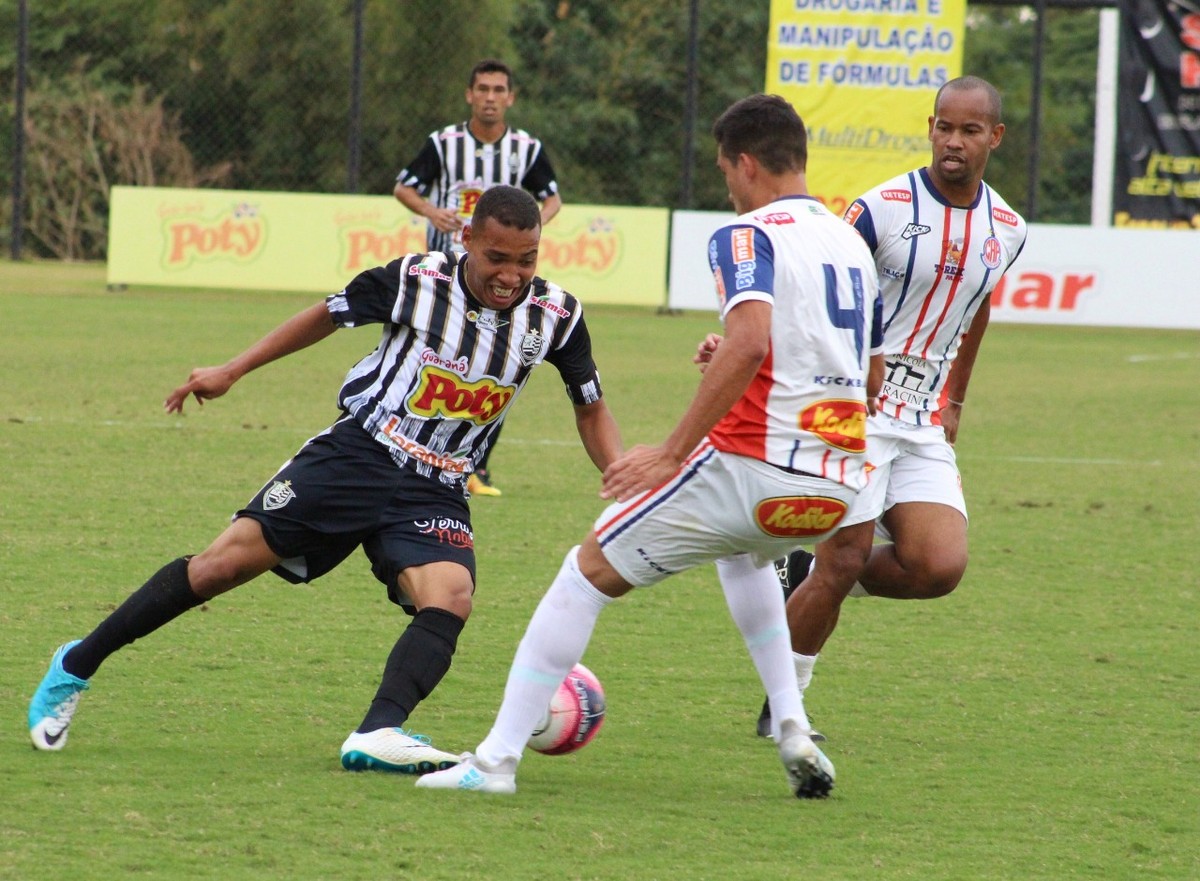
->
[[799, 399, 868, 453], [416, 517, 474, 549], [409, 365, 515, 425], [636, 547, 671, 576], [262, 480, 295, 511], [755, 496, 848, 537]]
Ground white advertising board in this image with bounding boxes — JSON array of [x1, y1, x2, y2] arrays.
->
[[668, 211, 1200, 330]]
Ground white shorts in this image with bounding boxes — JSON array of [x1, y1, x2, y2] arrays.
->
[[594, 440, 859, 587], [842, 413, 967, 529]]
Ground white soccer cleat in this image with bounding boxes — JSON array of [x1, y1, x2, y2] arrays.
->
[[339, 727, 461, 775], [778, 731, 835, 799], [414, 753, 516, 794]]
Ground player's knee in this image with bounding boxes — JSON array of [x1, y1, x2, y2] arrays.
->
[[909, 556, 967, 599]]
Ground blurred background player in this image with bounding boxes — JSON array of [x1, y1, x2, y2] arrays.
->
[[28, 187, 622, 775], [417, 93, 881, 798], [756, 76, 1028, 739], [394, 58, 563, 497]]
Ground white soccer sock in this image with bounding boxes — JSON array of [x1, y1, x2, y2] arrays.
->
[[793, 652, 817, 693], [716, 554, 809, 740], [476, 546, 612, 771]]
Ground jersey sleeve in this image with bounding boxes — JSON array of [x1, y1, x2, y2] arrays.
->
[[707, 224, 776, 318], [395, 136, 442, 194], [326, 260, 405, 328], [520, 144, 559, 201], [843, 199, 879, 253], [545, 313, 603, 405]]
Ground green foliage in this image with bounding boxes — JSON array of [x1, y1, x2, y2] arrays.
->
[[2, 259, 1198, 880]]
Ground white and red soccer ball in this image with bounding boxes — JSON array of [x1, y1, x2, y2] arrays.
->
[[528, 662, 606, 755]]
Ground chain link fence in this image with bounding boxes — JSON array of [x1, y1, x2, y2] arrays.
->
[[3, 0, 1104, 261]]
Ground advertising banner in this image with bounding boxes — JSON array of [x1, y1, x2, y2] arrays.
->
[[668, 211, 1200, 330], [765, 0, 964, 216], [1115, 1, 1200, 227], [107, 186, 668, 307]]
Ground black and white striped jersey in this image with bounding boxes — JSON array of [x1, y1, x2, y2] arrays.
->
[[325, 250, 599, 484], [396, 122, 559, 253]]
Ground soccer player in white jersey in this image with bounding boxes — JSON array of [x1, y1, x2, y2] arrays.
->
[[755, 76, 1028, 740], [417, 94, 882, 799], [28, 187, 623, 774], [394, 59, 562, 497]]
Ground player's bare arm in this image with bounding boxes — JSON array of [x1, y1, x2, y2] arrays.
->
[[539, 193, 563, 227], [940, 298, 991, 444], [164, 302, 337, 414], [393, 182, 461, 233], [601, 301, 771, 502], [573, 399, 624, 472], [866, 352, 884, 415]]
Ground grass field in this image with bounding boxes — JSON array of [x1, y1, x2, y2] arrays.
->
[[2, 259, 1197, 880]]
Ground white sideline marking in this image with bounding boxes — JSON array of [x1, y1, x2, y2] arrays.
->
[[966, 454, 1162, 467], [1126, 352, 1199, 363]]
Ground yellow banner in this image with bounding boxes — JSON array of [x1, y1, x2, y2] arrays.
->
[[107, 187, 668, 307], [766, 0, 964, 215]]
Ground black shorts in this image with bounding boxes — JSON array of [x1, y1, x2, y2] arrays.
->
[[238, 416, 474, 607]]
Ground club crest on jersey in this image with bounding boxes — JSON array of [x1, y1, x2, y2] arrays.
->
[[754, 496, 848, 538], [262, 480, 295, 511], [520, 330, 547, 366], [466, 310, 508, 331], [980, 235, 1003, 270], [901, 223, 931, 240]]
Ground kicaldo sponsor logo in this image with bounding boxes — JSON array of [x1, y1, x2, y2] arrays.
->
[[755, 496, 848, 538], [164, 205, 266, 268], [408, 365, 514, 425], [342, 225, 427, 273], [538, 218, 621, 274], [799, 399, 868, 453]]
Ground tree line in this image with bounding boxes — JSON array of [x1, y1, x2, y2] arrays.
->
[[0, 0, 1102, 260]]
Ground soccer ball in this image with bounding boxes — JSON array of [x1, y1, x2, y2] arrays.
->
[[528, 663, 606, 755]]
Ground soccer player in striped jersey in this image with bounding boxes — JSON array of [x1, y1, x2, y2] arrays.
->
[[28, 187, 623, 774], [757, 76, 1028, 740], [418, 94, 881, 799], [394, 59, 562, 497]]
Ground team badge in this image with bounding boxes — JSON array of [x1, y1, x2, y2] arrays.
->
[[980, 235, 1003, 270], [262, 480, 295, 511], [520, 330, 546, 366]]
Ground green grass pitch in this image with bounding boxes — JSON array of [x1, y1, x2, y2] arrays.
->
[[1, 259, 1197, 880]]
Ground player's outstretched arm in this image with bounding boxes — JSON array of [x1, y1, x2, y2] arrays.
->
[[164, 302, 337, 413], [573, 399, 623, 473]]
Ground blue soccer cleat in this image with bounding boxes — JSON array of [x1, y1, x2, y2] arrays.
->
[[29, 640, 90, 751]]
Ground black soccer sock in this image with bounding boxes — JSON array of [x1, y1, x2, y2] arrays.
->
[[781, 548, 816, 602], [356, 607, 466, 733], [63, 557, 205, 680]]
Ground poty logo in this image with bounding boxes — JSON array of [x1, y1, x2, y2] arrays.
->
[[880, 189, 912, 203], [164, 208, 266, 268], [992, 207, 1019, 227], [758, 212, 795, 225], [537, 219, 621, 275], [458, 188, 484, 218], [342, 225, 427, 272], [409, 365, 515, 425], [755, 496, 848, 537], [799, 399, 868, 452]]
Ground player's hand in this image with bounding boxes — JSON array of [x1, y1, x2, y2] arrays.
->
[[693, 333, 723, 374], [600, 444, 681, 503], [164, 366, 237, 414], [428, 208, 463, 234], [941, 402, 961, 445]]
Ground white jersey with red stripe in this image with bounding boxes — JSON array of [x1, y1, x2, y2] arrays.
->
[[706, 195, 882, 492], [845, 167, 1027, 425]]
